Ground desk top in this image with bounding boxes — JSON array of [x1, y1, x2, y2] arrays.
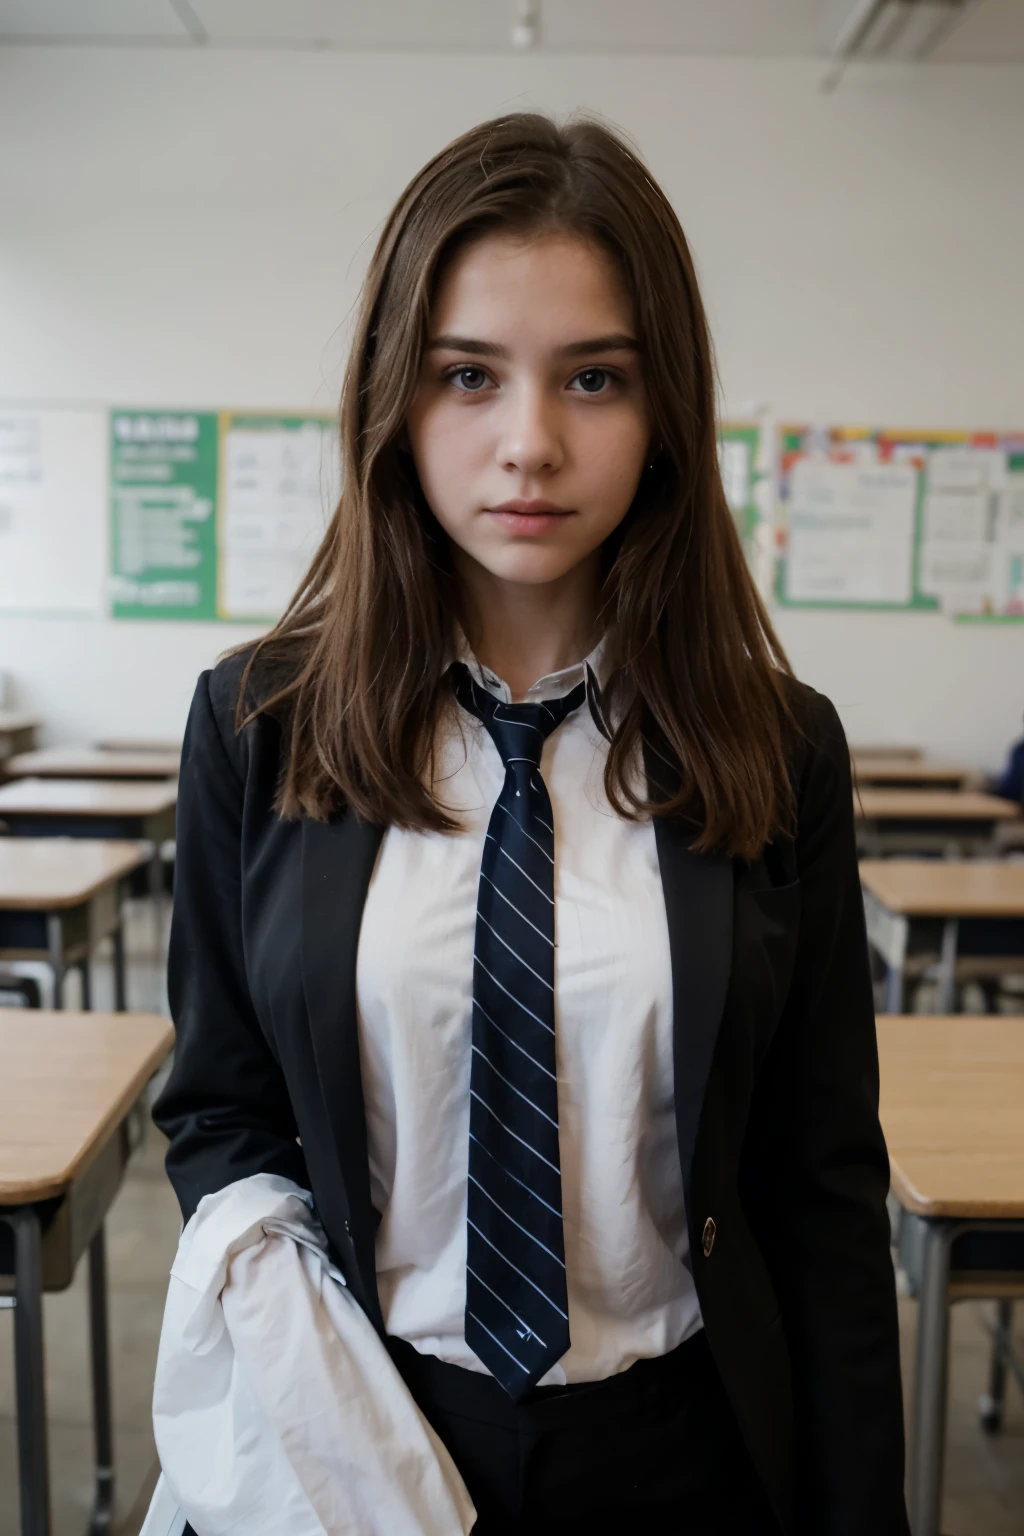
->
[[0, 1009, 174, 1202], [878, 1015, 1024, 1218], [861, 860, 1024, 918], [0, 711, 39, 734], [851, 746, 923, 762], [95, 737, 183, 755], [856, 789, 1020, 822], [853, 757, 973, 787], [5, 747, 180, 780], [0, 839, 151, 910], [0, 777, 178, 817]]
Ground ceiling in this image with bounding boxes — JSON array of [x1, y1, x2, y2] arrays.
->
[[1, 0, 1023, 62]]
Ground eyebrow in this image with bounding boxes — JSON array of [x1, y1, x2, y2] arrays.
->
[[425, 333, 640, 359]]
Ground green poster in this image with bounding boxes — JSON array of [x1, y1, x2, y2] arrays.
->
[[110, 410, 218, 619]]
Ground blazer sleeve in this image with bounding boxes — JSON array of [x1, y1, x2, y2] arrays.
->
[[747, 690, 908, 1536], [992, 736, 1024, 805], [153, 667, 309, 1222]]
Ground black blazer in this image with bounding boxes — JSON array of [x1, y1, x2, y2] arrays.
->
[[154, 653, 909, 1536]]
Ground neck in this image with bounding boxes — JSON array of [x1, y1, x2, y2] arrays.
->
[[455, 550, 602, 701]]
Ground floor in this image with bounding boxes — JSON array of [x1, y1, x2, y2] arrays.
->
[[0, 906, 1022, 1534]]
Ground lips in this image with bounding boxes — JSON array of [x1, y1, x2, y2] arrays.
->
[[485, 499, 574, 535], [487, 500, 572, 517]]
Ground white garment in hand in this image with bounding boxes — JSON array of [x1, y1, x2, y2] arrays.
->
[[142, 1174, 476, 1536]]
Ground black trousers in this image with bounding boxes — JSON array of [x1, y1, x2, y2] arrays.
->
[[390, 1328, 781, 1535], [183, 1329, 780, 1534]]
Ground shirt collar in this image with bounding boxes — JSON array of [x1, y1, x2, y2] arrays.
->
[[448, 627, 612, 706]]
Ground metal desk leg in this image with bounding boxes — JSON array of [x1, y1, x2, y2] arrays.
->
[[6, 1207, 51, 1536], [87, 1225, 114, 1535], [83, 901, 95, 1013], [885, 961, 904, 1014], [111, 924, 127, 1013], [909, 1220, 955, 1536], [148, 846, 165, 954], [935, 919, 960, 1015], [46, 914, 65, 1011], [979, 1299, 1014, 1434]]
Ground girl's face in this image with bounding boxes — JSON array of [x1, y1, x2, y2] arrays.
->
[[406, 231, 652, 590]]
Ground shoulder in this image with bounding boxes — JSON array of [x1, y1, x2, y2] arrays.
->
[[778, 677, 854, 851], [188, 645, 280, 784], [205, 645, 250, 718], [782, 677, 849, 773]]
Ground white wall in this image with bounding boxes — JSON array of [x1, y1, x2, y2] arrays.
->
[[1, 46, 1022, 761]]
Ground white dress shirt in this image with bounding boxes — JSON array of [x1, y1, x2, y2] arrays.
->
[[355, 638, 703, 1386]]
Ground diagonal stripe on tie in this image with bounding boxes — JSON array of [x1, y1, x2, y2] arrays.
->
[[451, 663, 585, 1398]]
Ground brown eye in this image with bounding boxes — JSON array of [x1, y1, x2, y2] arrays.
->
[[451, 367, 489, 392], [574, 368, 608, 394]]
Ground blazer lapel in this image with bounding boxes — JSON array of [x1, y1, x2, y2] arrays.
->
[[646, 747, 735, 1195], [301, 810, 384, 1326]]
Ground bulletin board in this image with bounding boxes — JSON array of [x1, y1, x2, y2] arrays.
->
[[110, 408, 338, 621], [776, 426, 1024, 619], [0, 407, 108, 616]]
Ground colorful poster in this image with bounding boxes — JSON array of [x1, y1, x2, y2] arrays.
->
[[776, 426, 1024, 618], [110, 410, 218, 619]]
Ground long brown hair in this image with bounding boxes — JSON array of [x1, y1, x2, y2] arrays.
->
[[239, 112, 795, 858]]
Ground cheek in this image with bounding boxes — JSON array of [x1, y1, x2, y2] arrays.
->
[[576, 412, 649, 519], [409, 403, 486, 517]]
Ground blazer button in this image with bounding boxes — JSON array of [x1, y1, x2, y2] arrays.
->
[[702, 1217, 716, 1257]]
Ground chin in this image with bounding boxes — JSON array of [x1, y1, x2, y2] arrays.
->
[[482, 548, 590, 586]]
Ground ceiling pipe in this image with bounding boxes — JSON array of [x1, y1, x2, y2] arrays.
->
[[865, 0, 918, 56], [821, 0, 889, 90], [821, 0, 980, 92], [912, 0, 984, 58]]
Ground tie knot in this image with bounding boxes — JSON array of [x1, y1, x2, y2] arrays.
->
[[451, 664, 586, 769]]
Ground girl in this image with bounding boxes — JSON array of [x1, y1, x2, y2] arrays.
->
[[153, 112, 908, 1534]]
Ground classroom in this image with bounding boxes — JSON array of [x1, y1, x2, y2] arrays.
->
[[1, 4, 1022, 1534]]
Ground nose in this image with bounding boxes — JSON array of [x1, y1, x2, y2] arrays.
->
[[496, 382, 564, 477]]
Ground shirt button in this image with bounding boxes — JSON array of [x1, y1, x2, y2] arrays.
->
[[702, 1217, 716, 1258]]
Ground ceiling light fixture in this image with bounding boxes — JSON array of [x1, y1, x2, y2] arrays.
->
[[511, 0, 540, 50]]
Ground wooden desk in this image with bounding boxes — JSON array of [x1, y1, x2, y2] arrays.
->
[[852, 745, 923, 762], [5, 746, 180, 781], [0, 778, 176, 840], [0, 712, 39, 763], [0, 781, 177, 913], [861, 860, 1024, 1012], [0, 1009, 173, 1536], [0, 840, 151, 1008], [855, 789, 1020, 856], [853, 757, 974, 792], [878, 1016, 1024, 1535], [95, 737, 182, 756]]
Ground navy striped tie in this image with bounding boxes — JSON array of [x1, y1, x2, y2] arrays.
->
[[452, 663, 585, 1399]]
